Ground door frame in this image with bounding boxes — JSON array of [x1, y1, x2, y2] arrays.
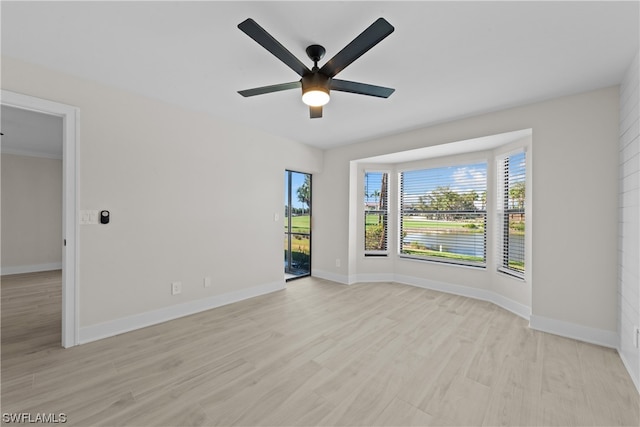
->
[[284, 170, 312, 280], [2, 90, 79, 348]]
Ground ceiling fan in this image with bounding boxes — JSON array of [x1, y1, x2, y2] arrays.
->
[[237, 17, 395, 119]]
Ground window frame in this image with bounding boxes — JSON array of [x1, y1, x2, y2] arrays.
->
[[496, 149, 527, 279], [364, 170, 390, 256]]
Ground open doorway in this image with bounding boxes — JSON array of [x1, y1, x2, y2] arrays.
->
[[284, 170, 311, 280], [1, 90, 78, 348]]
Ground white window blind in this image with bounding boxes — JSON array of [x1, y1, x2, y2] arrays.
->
[[399, 162, 487, 267], [364, 171, 389, 254], [497, 151, 526, 277]]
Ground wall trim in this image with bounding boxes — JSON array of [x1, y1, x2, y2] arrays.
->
[[312, 269, 351, 285], [529, 315, 618, 349], [619, 350, 640, 394], [321, 272, 532, 320], [1, 263, 63, 276], [354, 273, 395, 283], [79, 280, 285, 344], [394, 274, 531, 320], [320, 272, 624, 354]]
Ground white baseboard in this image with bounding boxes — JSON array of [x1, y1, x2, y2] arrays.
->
[[529, 315, 618, 349], [393, 274, 531, 320], [491, 292, 532, 321], [335, 272, 636, 390], [312, 269, 351, 285], [317, 272, 620, 353], [618, 350, 640, 394], [318, 271, 531, 321], [79, 280, 285, 344], [1, 262, 62, 276], [354, 273, 396, 283]]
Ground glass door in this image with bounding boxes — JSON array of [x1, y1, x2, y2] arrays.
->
[[284, 170, 311, 280]]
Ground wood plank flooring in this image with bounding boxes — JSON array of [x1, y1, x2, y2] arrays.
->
[[2, 271, 638, 426]]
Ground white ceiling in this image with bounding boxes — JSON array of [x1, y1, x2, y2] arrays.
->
[[356, 128, 532, 164], [1, 1, 638, 150]]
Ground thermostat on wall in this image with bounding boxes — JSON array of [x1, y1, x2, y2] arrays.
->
[[100, 210, 110, 224]]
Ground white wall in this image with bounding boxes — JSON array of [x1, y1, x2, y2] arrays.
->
[[1, 153, 63, 274], [1, 57, 322, 341], [315, 87, 620, 346], [619, 52, 640, 392], [0, 55, 627, 360]]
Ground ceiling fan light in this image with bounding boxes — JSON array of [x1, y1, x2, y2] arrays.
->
[[302, 89, 330, 107]]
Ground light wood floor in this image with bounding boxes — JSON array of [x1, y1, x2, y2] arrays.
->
[[2, 271, 638, 426]]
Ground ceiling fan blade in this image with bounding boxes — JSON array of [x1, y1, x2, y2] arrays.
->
[[238, 81, 301, 97], [330, 79, 395, 98], [310, 106, 323, 119], [319, 18, 394, 78], [238, 18, 311, 77]]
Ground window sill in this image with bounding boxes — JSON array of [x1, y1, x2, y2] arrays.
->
[[365, 252, 388, 257], [399, 254, 486, 269], [497, 267, 525, 281]]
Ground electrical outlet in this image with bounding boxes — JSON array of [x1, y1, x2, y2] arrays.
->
[[171, 282, 182, 295], [635, 327, 640, 349], [204, 277, 212, 288], [335, 258, 341, 268]]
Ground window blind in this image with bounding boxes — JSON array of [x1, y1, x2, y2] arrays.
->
[[364, 172, 389, 254], [497, 151, 526, 276], [399, 162, 487, 266]]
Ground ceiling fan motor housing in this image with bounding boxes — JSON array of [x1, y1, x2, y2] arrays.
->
[[302, 72, 331, 95], [303, 44, 330, 96]]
